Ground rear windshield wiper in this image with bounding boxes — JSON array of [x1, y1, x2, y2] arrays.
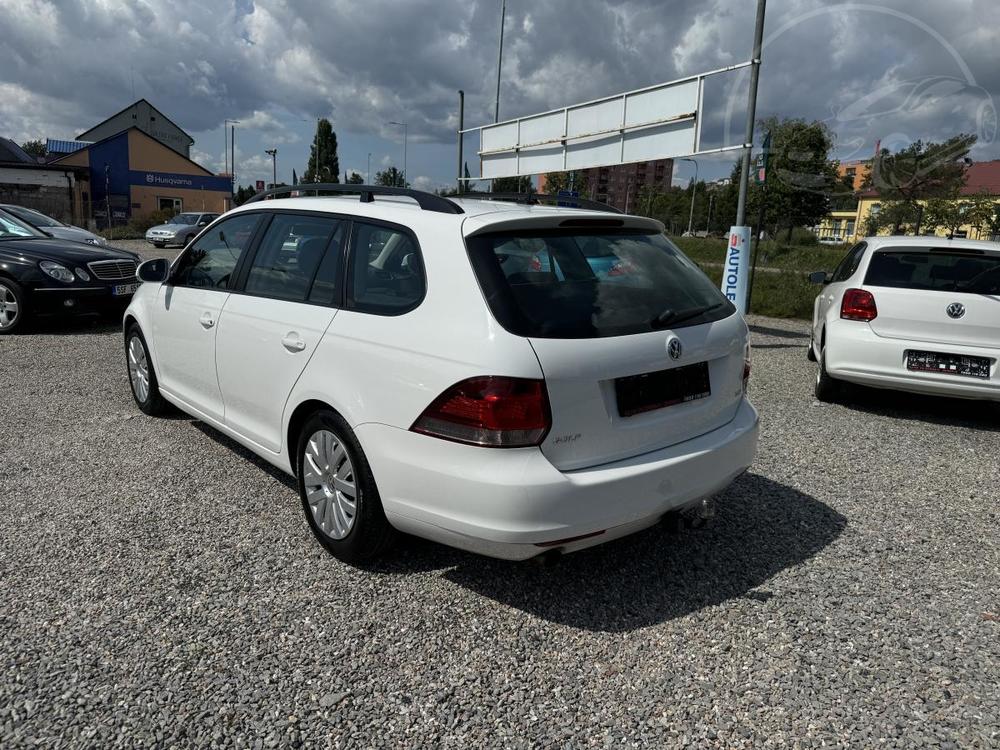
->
[[651, 301, 723, 329]]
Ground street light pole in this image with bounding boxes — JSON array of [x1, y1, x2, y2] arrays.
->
[[389, 121, 407, 186], [495, 0, 506, 123], [367, 152, 371, 184], [678, 158, 699, 234], [265, 148, 277, 189]]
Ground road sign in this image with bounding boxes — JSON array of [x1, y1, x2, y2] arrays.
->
[[556, 189, 579, 207]]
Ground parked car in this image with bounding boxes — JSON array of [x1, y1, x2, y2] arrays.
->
[[145, 212, 220, 248], [0, 203, 107, 246], [808, 236, 1000, 403], [123, 186, 758, 562], [0, 209, 141, 333]]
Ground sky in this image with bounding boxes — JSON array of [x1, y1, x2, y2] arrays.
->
[[1, 0, 998, 192]]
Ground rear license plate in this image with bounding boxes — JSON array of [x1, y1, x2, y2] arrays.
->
[[112, 282, 140, 296], [905, 349, 990, 379], [616, 362, 711, 417]]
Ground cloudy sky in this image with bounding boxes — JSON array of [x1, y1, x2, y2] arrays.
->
[[1, 0, 997, 190]]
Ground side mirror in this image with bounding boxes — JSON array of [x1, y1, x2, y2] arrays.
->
[[808, 271, 831, 285], [137, 257, 169, 283]]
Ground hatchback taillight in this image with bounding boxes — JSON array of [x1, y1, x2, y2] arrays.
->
[[411, 376, 551, 448], [841, 288, 878, 321]]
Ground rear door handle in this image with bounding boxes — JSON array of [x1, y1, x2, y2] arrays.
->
[[282, 332, 307, 352], [199, 311, 215, 329]]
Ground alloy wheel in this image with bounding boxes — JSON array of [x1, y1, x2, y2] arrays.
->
[[127, 335, 150, 403], [0, 283, 19, 330], [303, 429, 357, 540]]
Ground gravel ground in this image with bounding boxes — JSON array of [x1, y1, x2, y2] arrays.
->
[[1, 289, 998, 747]]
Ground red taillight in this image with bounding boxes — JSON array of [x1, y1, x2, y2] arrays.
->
[[841, 288, 878, 321], [411, 376, 551, 448]]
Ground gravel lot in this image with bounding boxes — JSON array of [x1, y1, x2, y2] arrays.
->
[[1, 248, 998, 747]]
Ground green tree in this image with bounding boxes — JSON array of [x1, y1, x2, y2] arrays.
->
[[542, 170, 589, 195], [491, 175, 534, 193], [234, 184, 258, 206], [20, 139, 46, 158], [345, 171, 364, 184], [865, 200, 920, 236], [375, 166, 408, 188], [923, 198, 967, 238], [738, 117, 839, 240], [867, 134, 976, 234], [303, 118, 340, 183]]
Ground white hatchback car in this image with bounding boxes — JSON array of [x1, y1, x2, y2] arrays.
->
[[809, 236, 1000, 403], [124, 186, 759, 562]]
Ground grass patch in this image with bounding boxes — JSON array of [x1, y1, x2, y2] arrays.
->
[[671, 236, 850, 273], [698, 264, 817, 320]]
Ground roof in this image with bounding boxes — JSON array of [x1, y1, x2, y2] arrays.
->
[[226, 194, 663, 236], [865, 235, 1000, 252], [49, 126, 215, 177], [76, 98, 194, 144], [0, 137, 36, 164], [960, 159, 1000, 196], [46, 138, 92, 155]]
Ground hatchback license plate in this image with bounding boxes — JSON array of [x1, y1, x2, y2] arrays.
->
[[112, 282, 140, 296], [906, 350, 990, 379], [616, 362, 711, 417]]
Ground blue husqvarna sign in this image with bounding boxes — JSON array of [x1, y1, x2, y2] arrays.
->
[[128, 170, 232, 192], [723, 225, 751, 314]]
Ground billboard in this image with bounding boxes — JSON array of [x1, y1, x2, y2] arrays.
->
[[460, 63, 750, 180]]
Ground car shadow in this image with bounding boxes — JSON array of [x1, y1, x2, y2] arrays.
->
[[405, 473, 843, 631], [748, 324, 810, 340], [21, 317, 123, 337], [838, 384, 1000, 432], [189, 421, 298, 491]]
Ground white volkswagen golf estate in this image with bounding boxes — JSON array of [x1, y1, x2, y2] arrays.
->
[[123, 186, 758, 562], [809, 236, 1000, 403]]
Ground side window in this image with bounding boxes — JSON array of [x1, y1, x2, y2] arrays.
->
[[831, 243, 866, 282], [349, 222, 425, 314], [244, 214, 344, 303], [172, 213, 262, 289]]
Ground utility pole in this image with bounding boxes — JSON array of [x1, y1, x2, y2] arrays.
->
[[678, 158, 699, 234], [735, 0, 766, 227], [389, 121, 407, 186], [495, 0, 505, 123], [457, 90, 465, 194], [367, 152, 371, 184], [265, 148, 277, 189]]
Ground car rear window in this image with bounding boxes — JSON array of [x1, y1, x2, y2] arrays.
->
[[465, 229, 734, 338], [864, 249, 1000, 294]]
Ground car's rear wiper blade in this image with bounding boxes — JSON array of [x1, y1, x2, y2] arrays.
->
[[651, 301, 723, 329]]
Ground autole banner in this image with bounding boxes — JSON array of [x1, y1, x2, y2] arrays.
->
[[722, 226, 751, 314]]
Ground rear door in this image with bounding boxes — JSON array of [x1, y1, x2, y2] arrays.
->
[[862, 247, 1000, 348], [153, 212, 263, 421], [465, 228, 746, 471], [215, 213, 346, 452]]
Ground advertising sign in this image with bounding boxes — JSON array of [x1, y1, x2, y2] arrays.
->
[[723, 226, 751, 314], [256, 180, 265, 192]]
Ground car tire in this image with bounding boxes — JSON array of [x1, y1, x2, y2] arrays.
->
[[152, 241, 165, 248], [297, 410, 396, 563], [125, 324, 171, 416], [0, 278, 27, 335], [814, 346, 842, 403], [806, 334, 817, 362]]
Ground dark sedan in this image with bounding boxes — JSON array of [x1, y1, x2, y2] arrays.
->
[[0, 209, 141, 333]]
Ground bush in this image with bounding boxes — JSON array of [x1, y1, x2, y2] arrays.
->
[[699, 264, 818, 319], [98, 208, 177, 240]]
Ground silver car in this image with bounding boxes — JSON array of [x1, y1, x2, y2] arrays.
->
[[0, 204, 107, 246], [145, 212, 219, 248]]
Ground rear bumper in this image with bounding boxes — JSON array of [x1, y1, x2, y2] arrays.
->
[[825, 319, 1000, 400], [356, 397, 759, 560]]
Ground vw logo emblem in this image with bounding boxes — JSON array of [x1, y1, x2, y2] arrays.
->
[[946, 302, 966, 319], [667, 337, 682, 360]]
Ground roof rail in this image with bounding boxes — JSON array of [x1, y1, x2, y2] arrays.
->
[[243, 183, 464, 215], [459, 191, 623, 214]]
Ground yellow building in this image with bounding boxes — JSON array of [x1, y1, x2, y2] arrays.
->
[[817, 160, 1000, 244]]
